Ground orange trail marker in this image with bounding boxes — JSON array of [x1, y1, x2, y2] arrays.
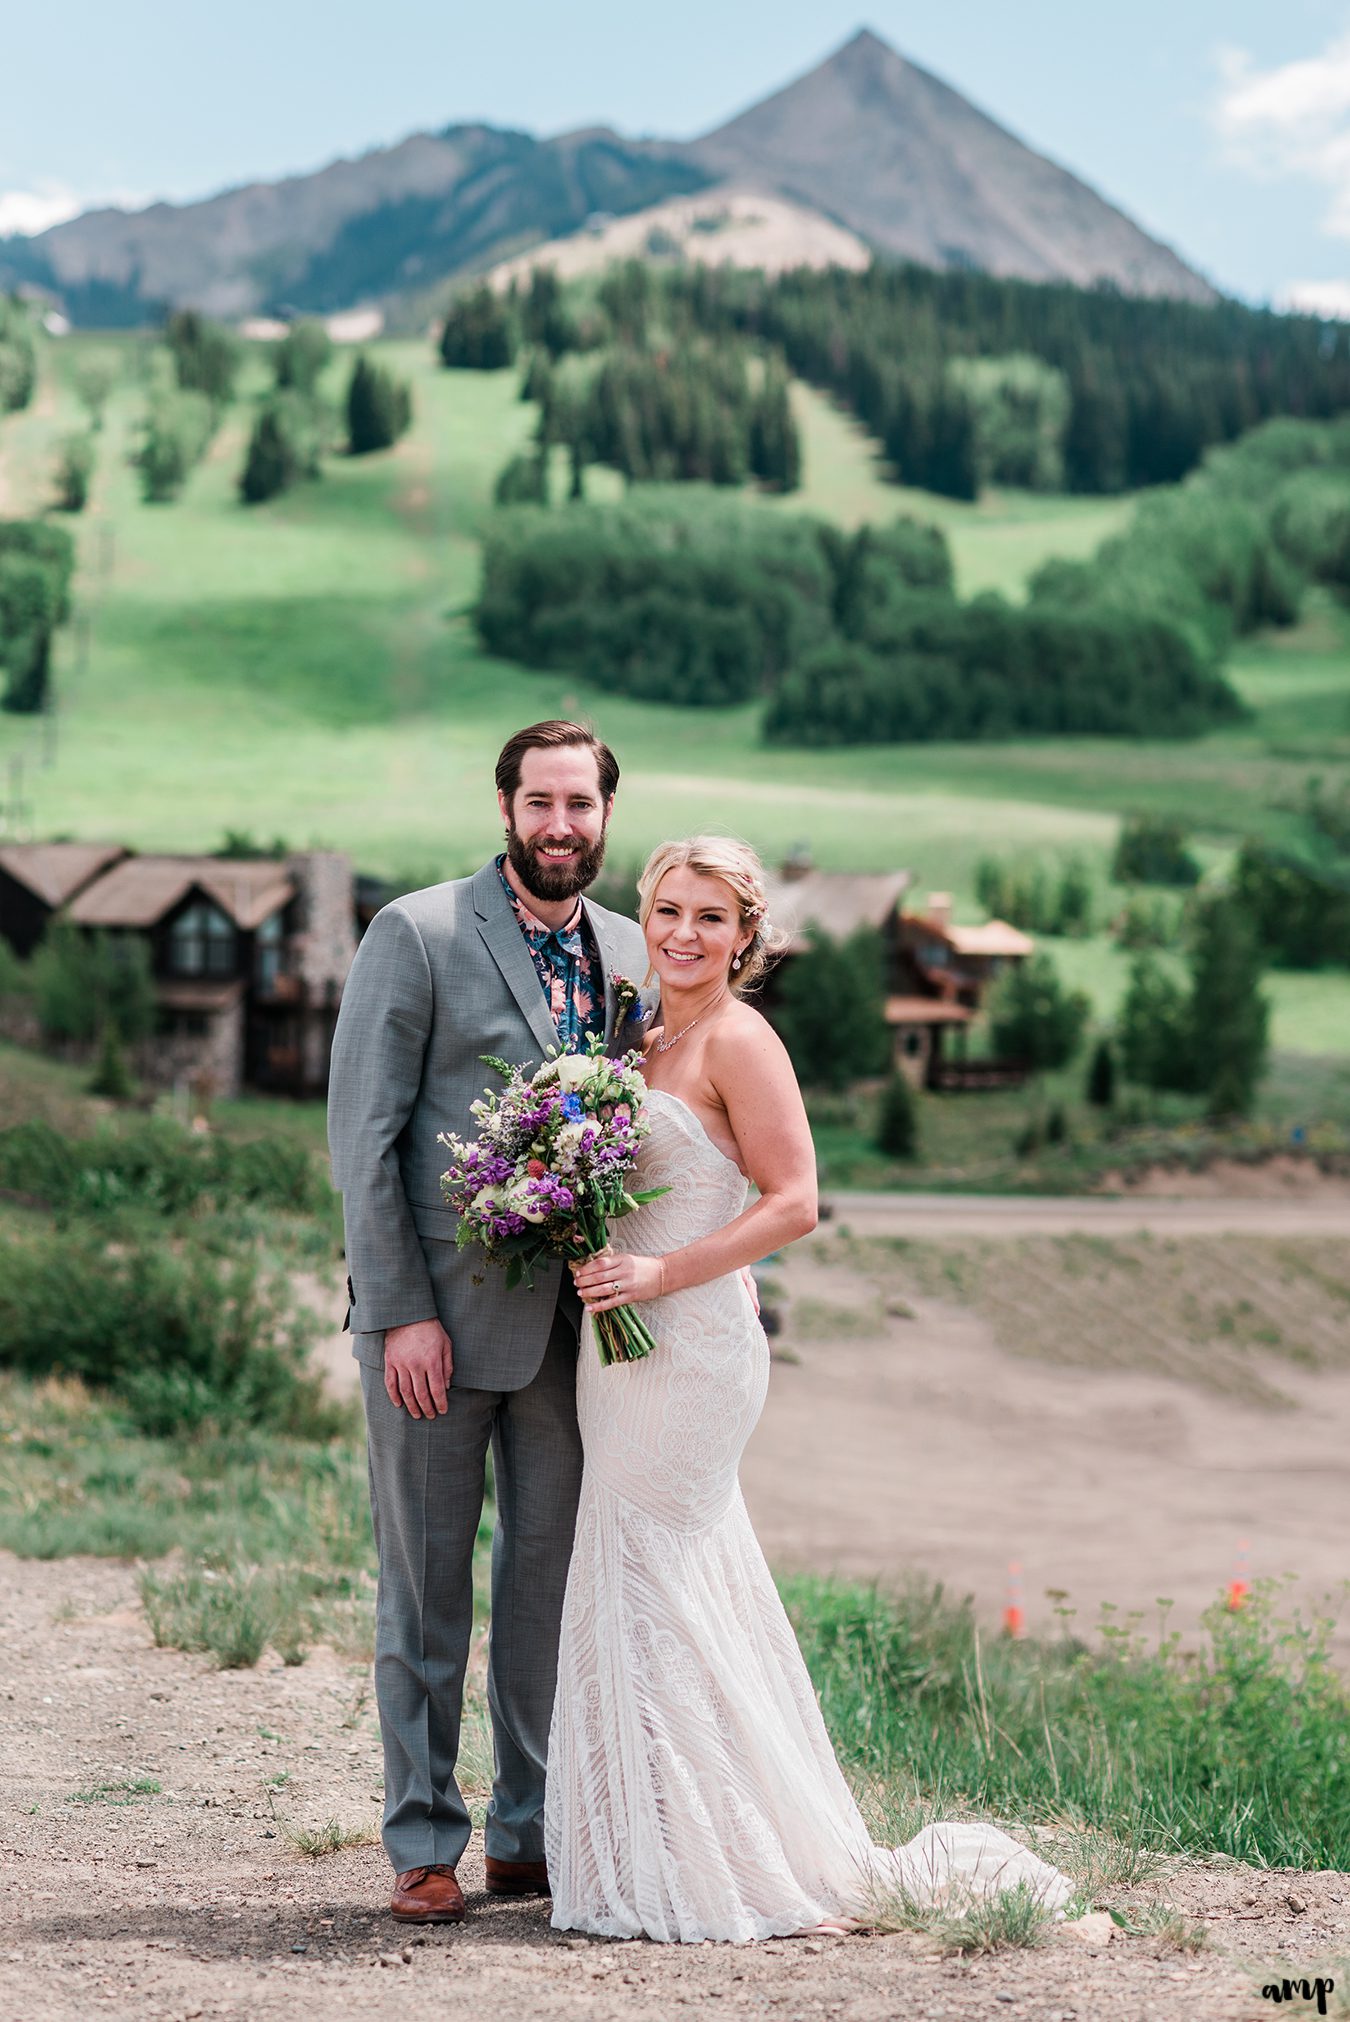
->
[[1227, 1538, 1250, 1612], [1003, 1559, 1025, 1639]]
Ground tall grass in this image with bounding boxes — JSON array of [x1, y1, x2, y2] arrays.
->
[[785, 1574, 1350, 1871]]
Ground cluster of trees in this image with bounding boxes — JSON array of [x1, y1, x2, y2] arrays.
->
[[762, 598, 1237, 744], [0, 519, 74, 714], [478, 485, 1243, 739], [975, 855, 1095, 936], [1232, 842, 1350, 969], [240, 338, 411, 504], [1111, 815, 1201, 888], [0, 296, 37, 413], [1119, 896, 1269, 1117], [476, 493, 947, 706], [525, 342, 801, 493], [137, 386, 215, 502], [666, 263, 1350, 499]]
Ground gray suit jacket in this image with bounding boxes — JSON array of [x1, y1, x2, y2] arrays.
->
[[328, 859, 652, 1391]]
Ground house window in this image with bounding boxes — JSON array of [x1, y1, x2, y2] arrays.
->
[[903, 1031, 923, 1057], [255, 909, 285, 992], [168, 901, 234, 977]]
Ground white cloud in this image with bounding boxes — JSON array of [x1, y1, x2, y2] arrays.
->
[[1214, 31, 1350, 237], [0, 185, 84, 238], [1279, 278, 1350, 319]]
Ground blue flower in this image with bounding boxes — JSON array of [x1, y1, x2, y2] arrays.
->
[[561, 1093, 584, 1122]]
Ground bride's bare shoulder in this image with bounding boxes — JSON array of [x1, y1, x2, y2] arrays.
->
[[706, 999, 792, 1073]]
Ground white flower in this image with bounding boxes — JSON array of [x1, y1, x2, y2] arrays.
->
[[554, 1052, 607, 1092], [471, 1184, 503, 1215]]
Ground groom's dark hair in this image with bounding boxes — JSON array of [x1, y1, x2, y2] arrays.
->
[[496, 721, 620, 805]]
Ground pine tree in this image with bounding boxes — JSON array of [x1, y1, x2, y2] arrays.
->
[[346, 356, 411, 455], [875, 1071, 920, 1159], [1187, 894, 1269, 1116], [1086, 1037, 1115, 1108]]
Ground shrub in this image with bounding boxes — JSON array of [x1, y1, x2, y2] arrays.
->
[[87, 1028, 136, 1102], [772, 927, 892, 1091], [1112, 815, 1201, 888], [53, 431, 95, 511], [0, 296, 37, 412], [1117, 951, 1195, 1091], [493, 452, 548, 506], [0, 550, 61, 713], [0, 1114, 329, 1220], [987, 953, 1090, 1072], [136, 388, 214, 501], [875, 1071, 920, 1159], [0, 1229, 332, 1438]]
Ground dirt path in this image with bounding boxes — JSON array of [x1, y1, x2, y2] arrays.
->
[[827, 1189, 1350, 1239], [1, 1555, 1345, 2022]]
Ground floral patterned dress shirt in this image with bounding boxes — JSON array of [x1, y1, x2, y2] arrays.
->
[[497, 856, 605, 1053]]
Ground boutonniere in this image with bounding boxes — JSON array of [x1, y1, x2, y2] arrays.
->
[[612, 972, 646, 1025]]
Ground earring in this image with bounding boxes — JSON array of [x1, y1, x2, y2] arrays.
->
[[732, 954, 743, 972]]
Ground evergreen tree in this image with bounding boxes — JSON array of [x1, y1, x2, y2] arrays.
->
[[54, 432, 95, 512], [165, 309, 239, 403], [1086, 1037, 1116, 1108], [273, 320, 332, 395], [987, 952, 1090, 1071], [493, 452, 548, 506], [240, 400, 318, 504], [875, 1070, 920, 1158], [440, 285, 517, 370], [346, 356, 412, 455], [1117, 951, 1195, 1091], [1187, 894, 1269, 1116], [772, 927, 892, 1091]]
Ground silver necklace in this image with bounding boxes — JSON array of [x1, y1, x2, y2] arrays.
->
[[655, 1015, 702, 1055], [654, 993, 729, 1055]]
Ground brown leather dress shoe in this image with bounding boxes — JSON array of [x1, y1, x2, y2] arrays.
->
[[390, 1864, 466, 1922], [484, 1855, 550, 1897]]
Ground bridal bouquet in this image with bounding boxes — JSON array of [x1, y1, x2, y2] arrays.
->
[[438, 1033, 669, 1366]]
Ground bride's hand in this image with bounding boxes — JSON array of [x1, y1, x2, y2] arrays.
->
[[571, 1248, 665, 1310]]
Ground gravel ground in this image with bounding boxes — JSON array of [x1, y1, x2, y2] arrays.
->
[[2, 1557, 1345, 2022]]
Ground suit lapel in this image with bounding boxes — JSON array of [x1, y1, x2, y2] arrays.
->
[[582, 899, 619, 1044], [472, 862, 560, 1061]]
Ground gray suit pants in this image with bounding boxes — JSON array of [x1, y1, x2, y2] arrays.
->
[[360, 1306, 583, 1873]]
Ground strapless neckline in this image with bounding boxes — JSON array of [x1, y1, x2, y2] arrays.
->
[[642, 1084, 747, 1179]]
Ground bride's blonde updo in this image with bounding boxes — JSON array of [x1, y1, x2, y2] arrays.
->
[[637, 837, 789, 996]]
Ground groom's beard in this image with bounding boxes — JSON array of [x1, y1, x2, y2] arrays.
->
[[505, 822, 608, 905]]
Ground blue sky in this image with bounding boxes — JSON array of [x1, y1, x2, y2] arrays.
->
[[4, 2, 1350, 308]]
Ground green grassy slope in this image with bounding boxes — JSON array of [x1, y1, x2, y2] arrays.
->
[[0, 339, 1346, 1060]]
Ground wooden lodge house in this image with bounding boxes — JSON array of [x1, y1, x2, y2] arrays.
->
[[0, 844, 356, 1099], [759, 854, 1034, 1089]]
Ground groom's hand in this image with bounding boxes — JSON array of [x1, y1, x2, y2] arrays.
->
[[383, 1318, 454, 1418]]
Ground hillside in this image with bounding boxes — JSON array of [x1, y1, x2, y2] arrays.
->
[[486, 189, 870, 290], [0, 30, 1213, 325]]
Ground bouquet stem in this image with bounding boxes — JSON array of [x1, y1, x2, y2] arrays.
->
[[594, 1305, 658, 1367]]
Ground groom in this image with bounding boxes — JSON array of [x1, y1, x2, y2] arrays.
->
[[327, 720, 650, 1924]]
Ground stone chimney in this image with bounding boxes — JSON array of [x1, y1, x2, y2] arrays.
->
[[927, 891, 953, 931]]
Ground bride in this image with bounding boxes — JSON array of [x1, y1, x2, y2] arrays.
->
[[549, 836, 1070, 1943]]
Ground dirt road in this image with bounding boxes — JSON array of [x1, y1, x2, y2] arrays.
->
[[2, 1555, 1345, 2022]]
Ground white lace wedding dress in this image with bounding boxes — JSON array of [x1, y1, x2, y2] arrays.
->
[[544, 1088, 1071, 1943]]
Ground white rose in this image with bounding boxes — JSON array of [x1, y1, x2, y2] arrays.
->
[[471, 1185, 503, 1214], [555, 1053, 605, 1092]]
